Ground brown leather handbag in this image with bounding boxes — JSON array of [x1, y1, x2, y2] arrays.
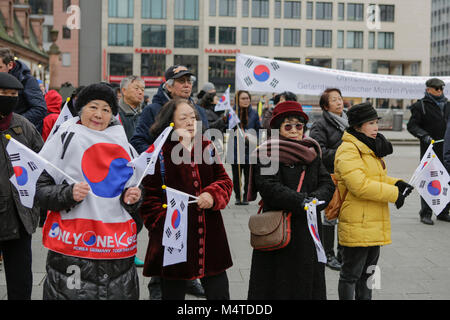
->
[[324, 174, 348, 221], [249, 170, 305, 251]]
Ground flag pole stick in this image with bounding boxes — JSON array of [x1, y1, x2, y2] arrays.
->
[[235, 91, 243, 203]]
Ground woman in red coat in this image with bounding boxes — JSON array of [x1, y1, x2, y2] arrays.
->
[[140, 98, 233, 300]]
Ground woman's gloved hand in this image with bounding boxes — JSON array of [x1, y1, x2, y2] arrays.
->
[[395, 180, 414, 197]]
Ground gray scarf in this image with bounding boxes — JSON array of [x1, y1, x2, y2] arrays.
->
[[327, 111, 349, 132]]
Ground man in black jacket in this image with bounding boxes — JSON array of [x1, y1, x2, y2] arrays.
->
[[0, 48, 47, 132], [0, 72, 44, 299], [407, 78, 450, 225]]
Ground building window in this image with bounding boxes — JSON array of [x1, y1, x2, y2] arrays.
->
[[142, 0, 166, 19], [174, 0, 199, 20], [61, 53, 71, 67], [219, 0, 236, 16], [62, 26, 71, 39], [347, 3, 363, 21], [242, 0, 249, 17], [337, 30, 344, 48], [380, 5, 394, 22], [109, 0, 134, 18], [63, 0, 71, 11], [369, 31, 375, 49], [305, 58, 331, 68], [275, 0, 281, 18], [338, 2, 344, 20], [274, 28, 281, 46], [141, 54, 166, 77], [109, 53, 133, 76], [252, 0, 269, 17], [208, 55, 236, 92], [316, 2, 332, 20], [219, 27, 236, 44], [315, 30, 332, 48], [284, 1, 301, 18], [142, 24, 166, 47], [306, 1, 313, 19], [410, 62, 419, 76], [209, 0, 216, 16], [378, 32, 394, 49], [347, 31, 363, 48], [174, 25, 199, 48], [337, 59, 363, 72], [242, 27, 249, 45], [306, 29, 312, 47], [108, 23, 133, 46], [29, 0, 53, 14], [251, 27, 269, 45], [284, 29, 301, 47], [209, 26, 216, 44], [174, 55, 199, 92]]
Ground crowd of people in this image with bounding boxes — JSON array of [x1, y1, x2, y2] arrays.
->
[[0, 45, 449, 300]]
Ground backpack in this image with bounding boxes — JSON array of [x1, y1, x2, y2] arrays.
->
[[324, 174, 348, 221]]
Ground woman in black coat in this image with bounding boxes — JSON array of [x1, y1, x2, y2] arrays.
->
[[309, 88, 348, 271], [247, 101, 334, 300]]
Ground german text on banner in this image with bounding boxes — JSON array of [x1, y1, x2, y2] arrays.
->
[[235, 54, 450, 99], [40, 117, 138, 259], [6, 136, 47, 208]]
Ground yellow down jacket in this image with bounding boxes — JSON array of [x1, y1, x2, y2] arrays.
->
[[334, 132, 400, 247]]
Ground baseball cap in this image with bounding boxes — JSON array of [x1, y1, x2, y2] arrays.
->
[[164, 65, 194, 81]]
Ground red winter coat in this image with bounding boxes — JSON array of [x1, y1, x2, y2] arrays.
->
[[140, 139, 233, 280], [42, 90, 62, 141]]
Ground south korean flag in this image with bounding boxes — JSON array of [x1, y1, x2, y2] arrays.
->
[[236, 54, 282, 92], [162, 187, 189, 250], [6, 135, 47, 208]]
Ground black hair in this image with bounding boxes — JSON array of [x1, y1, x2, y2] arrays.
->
[[150, 99, 199, 137], [273, 91, 297, 105]]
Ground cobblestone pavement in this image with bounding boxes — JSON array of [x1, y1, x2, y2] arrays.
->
[[1, 142, 450, 300]]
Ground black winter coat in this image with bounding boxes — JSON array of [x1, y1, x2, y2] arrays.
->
[[247, 156, 334, 300], [407, 96, 450, 160], [0, 114, 43, 241], [10, 60, 47, 131], [309, 111, 346, 173], [36, 168, 142, 300]]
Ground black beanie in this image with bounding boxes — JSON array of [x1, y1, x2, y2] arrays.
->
[[74, 83, 119, 116], [347, 102, 381, 127]]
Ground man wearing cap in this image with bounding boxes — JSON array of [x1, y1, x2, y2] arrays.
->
[[0, 72, 44, 299], [130, 65, 208, 299], [0, 48, 47, 133], [407, 78, 450, 225]]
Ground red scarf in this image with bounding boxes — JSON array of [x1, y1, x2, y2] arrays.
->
[[0, 113, 12, 131]]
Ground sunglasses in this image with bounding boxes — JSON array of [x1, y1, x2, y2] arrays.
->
[[432, 86, 444, 91], [282, 123, 304, 131]]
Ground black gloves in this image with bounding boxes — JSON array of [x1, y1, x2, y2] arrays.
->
[[395, 180, 414, 209], [420, 135, 433, 145], [395, 180, 414, 197]]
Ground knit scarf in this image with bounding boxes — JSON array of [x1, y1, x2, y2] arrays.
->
[[347, 127, 393, 158], [327, 111, 349, 132], [247, 136, 320, 201], [425, 91, 447, 115]]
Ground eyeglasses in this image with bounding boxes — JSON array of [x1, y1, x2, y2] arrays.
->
[[282, 123, 304, 131], [433, 86, 444, 91], [175, 76, 196, 85]]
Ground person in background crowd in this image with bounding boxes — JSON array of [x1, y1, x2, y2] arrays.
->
[[144, 95, 150, 107], [309, 88, 348, 271], [41, 90, 63, 142], [247, 101, 334, 300], [140, 98, 233, 300], [227, 90, 261, 205], [130, 65, 208, 299], [119, 76, 145, 141], [262, 91, 297, 130], [131, 65, 209, 154], [37, 80, 46, 96], [407, 78, 450, 225], [199, 91, 227, 132], [36, 83, 142, 300], [0, 72, 44, 300], [196, 82, 217, 103], [335, 102, 414, 300], [0, 48, 47, 133]]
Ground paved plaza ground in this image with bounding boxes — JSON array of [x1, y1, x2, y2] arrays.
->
[[1, 130, 450, 300]]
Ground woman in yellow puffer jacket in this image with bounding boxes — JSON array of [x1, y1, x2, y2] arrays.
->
[[334, 102, 414, 300]]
